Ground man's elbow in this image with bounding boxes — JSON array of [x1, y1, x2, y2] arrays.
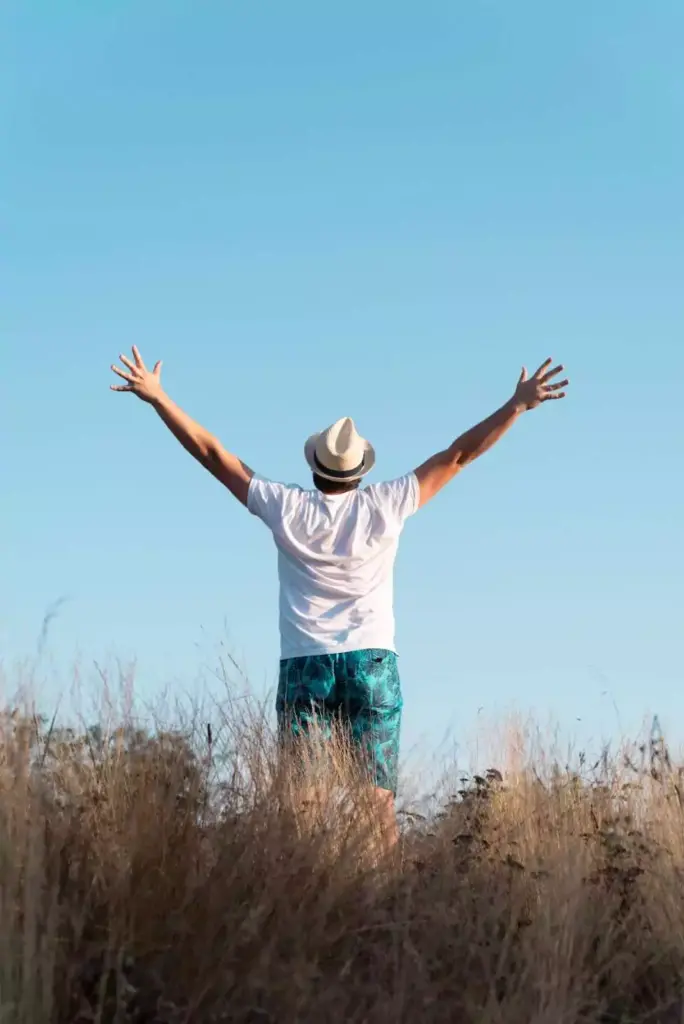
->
[[201, 434, 222, 464], [446, 444, 467, 469]]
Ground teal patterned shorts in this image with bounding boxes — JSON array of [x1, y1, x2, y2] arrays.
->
[[276, 648, 403, 795]]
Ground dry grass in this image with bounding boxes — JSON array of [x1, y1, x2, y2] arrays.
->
[[0, 689, 683, 1023]]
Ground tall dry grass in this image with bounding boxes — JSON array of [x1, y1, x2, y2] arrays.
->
[[0, 689, 683, 1023]]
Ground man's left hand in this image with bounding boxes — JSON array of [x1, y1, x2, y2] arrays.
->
[[110, 346, 164, 404]]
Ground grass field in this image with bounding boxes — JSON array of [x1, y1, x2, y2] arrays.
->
[[0, 680, 683, 1024]]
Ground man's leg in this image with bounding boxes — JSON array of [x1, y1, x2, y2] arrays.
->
[[276, 654, 336, 827], [340, 649, 403, 854], [364, 784, 400, 854]]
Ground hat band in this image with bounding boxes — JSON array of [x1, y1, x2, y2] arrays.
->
[[314, 452, 365, 480]]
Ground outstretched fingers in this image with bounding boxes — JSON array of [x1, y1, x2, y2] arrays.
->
[[132, 345, 146, 370], [541, 390, 566, 401], [111, 364, 134, 383], [119, 353, 137, 372], [540, 363, 564, 383], [544, 378, 569, 392], [110, 384, 133, 392], [533, 358, 553, 379]]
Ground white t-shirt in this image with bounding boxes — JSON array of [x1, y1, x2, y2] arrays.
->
[[248, 473, 420, 660]]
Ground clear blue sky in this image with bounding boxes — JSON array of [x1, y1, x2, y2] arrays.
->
[[2, 2, 683, 762]]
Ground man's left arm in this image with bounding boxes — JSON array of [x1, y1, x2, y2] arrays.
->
[[110, 346, 254, 506], [414, 359, 568, 508]]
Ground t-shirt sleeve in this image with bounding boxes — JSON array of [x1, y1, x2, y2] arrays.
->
[[247, 476, 295, 529], [365, 473, 420, 523]]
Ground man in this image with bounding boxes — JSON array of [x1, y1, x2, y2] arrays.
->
[[111, 347, 568, 842]]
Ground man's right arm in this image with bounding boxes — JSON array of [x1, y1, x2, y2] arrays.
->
[[414, 359, 568, 509]]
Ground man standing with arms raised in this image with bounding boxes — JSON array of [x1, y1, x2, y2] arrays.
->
[[111, 348, 568, 844]]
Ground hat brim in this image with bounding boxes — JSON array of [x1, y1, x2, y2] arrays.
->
[[304, 434, 376, 482]]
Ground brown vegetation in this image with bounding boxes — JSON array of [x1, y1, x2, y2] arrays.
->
[[0, 692, 683, 1023]]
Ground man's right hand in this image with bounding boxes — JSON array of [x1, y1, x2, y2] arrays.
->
[[514, 359, 569, 411], [110, 346, 164, 405]]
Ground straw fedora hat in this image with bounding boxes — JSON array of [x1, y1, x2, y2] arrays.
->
[[304, 417, 376, 483]]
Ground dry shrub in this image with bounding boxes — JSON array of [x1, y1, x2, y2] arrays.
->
[[0, 697, 683, 1023]]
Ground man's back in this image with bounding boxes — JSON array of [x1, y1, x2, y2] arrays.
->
[[248, 474, 419, 658]]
